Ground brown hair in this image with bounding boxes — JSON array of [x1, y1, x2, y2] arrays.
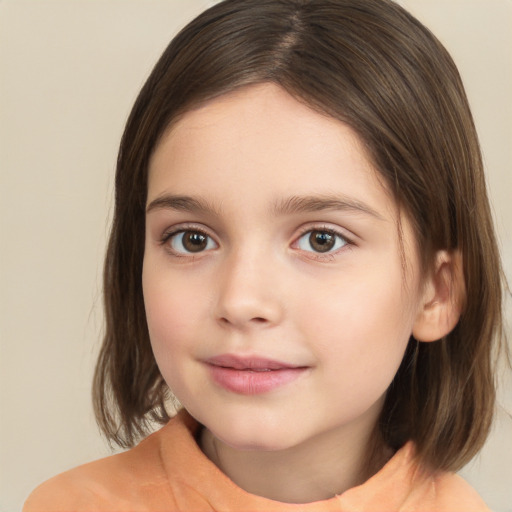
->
[[93, 0, 506, 472]]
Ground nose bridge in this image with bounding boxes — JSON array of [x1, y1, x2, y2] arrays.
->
[[215, 241, 283, 328]]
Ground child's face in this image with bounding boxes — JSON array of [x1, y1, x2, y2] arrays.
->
[[143, 84, 425, 452]]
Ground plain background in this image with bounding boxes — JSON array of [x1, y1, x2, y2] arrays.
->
[[1, 1, 511, 510]]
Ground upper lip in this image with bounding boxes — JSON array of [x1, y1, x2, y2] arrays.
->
[[206, 354, 304, 371]]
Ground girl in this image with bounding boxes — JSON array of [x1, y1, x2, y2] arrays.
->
[[24, 0, 507, 510]]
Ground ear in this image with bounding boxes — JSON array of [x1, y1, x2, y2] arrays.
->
[[412, 250, 465, 343]]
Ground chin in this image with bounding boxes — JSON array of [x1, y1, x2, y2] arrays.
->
[[184, 399, 311, 452]]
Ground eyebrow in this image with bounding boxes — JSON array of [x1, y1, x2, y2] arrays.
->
[[272, 194, 386, 221], [146, 193, 385, 221], [146, 195, 223, 216]]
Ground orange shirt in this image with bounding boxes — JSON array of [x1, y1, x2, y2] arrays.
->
[[24, 410, 490, 511]]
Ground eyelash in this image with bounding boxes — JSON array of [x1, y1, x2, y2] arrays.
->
[[159, 225, 353, 259]]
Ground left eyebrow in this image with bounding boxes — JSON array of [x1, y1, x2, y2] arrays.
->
[[273, 194, 386, 221]]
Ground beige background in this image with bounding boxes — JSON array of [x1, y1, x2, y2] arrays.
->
[[0, 1, 510, 511]]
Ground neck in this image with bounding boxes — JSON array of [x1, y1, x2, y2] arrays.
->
[[199, 407, 391, 504]]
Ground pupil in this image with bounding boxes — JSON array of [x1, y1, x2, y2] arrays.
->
[[310, 231, 334, 253], [184, 231, 207, 252]]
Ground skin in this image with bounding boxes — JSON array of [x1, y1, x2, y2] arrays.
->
[[143, 83, 431, 503]]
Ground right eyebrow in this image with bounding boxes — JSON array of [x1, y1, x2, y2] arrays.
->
[[146, 194, 222, 217]]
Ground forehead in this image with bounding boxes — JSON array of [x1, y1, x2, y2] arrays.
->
[[148, 84, 393, 215]]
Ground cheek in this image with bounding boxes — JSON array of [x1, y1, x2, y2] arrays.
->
[[143, 271, 216, 402], [144, 284, 190, 345], [297, 265, 417, 386], [142, 268, 205, 371]]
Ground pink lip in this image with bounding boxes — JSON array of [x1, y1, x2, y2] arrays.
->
[[205, 354, 308, 395]]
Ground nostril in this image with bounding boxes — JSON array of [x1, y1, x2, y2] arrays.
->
[[218, 316, 268, 326]]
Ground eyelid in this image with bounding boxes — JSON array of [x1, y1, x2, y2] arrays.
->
[[160, 222, 214, 241], [294, 223, 355, 244]]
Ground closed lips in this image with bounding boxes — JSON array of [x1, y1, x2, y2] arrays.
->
[[205, 354, 304, 370], [205, 355, 308, 395]]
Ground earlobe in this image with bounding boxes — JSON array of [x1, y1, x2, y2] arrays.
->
[[412, 250, 465, 343]]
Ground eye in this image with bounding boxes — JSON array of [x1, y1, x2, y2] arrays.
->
[[296, 229, 348, 253], [166, 229, 217, 254]]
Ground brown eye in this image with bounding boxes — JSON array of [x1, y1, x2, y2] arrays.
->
[[183, 231, 208, 252], [169, 230, 216, 254], [296, 229, 347, 254], [309, 231, 335, 252]]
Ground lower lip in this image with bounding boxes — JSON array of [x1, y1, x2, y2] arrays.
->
[[207, 365, 306, 395]]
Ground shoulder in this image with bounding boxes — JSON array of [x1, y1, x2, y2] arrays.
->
[[429, 471, 491, 512], [344, 442, 491, 512], [397, 444, 491, 512], [23, 424, 176, 512]]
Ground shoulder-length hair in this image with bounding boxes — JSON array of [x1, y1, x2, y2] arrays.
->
[[93, 0, 506, 472]]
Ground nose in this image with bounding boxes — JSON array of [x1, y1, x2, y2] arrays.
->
[[214, 248, 284, 329]]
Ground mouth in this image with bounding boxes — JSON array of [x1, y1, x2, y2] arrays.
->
[[205, 354, 308, 395]]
